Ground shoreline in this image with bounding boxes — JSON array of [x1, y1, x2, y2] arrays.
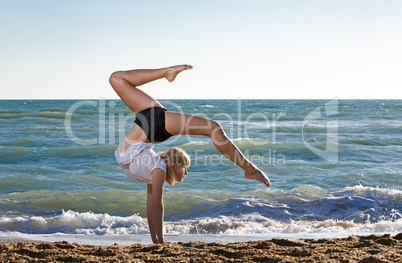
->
[[3, 231, 398, 246], [0, 233, 400, 262]]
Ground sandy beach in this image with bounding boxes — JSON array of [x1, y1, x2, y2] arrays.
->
[[0, 233, 400, 262]]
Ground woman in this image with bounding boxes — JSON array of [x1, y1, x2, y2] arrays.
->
[[110, 65, 270, 244]]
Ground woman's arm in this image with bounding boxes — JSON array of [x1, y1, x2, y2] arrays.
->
[[150, 168, 166, 243], [146, 184, 158, 243]]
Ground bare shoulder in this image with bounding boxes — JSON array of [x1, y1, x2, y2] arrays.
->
[[152, 168, 166, 187], [151, 168, 165, 201]]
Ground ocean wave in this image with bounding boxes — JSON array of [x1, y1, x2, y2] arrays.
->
[[0, 111, 68, 120], [0, 138, 36, 147], [178, 138, 276, 154], [0, 210, 148, 235], [0, 144, 118, 163], [0, 186, 400, 231], [230, 119, 402, 130], [172, 217, 402, 235], [178, 137, 334, 157], [0, 210, 401, 236]]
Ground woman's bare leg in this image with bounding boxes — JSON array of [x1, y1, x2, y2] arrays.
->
[[109, 65, 192, 113], [165, 112, 271, 187], [109, 65, 192, 151]]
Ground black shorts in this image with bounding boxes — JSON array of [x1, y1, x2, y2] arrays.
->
[[134, 107, 173, 143]]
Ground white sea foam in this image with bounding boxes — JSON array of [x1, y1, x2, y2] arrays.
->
[[1, 186, 400, 236], [0, 210, 148, 235], [0, 210, 401, 238]]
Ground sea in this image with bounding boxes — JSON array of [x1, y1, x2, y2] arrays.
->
[[0, 99, 401, 244]]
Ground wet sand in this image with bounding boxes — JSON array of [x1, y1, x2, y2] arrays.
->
[[0, 233, 401, 262]]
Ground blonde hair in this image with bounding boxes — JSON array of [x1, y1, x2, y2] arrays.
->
[[158, 148, 191, 186]]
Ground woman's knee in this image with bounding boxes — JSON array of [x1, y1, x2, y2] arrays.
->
[[109, 71, 125, 87], [209, 120, 225, 138]]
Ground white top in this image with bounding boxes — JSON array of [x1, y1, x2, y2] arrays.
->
[[115, 141, 166, 184]]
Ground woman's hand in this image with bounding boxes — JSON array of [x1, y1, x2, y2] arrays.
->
[[154, 240, 170, 244]]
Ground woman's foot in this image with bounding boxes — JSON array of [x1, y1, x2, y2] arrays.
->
[[164, 65, 193, 82], [244, 168, 271, 187]]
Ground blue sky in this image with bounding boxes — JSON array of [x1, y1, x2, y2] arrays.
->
[[1, 0, 401, 99]]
